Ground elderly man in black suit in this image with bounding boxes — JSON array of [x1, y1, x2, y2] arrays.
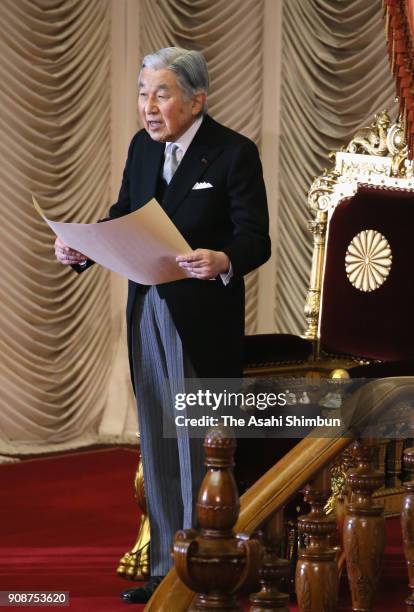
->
[[55, 46, 270, 603]]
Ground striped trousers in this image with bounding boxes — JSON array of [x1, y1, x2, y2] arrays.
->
[[131, 286, 205, 576]]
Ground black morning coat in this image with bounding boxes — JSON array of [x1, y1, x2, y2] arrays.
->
[[105, 115, 270, 384]]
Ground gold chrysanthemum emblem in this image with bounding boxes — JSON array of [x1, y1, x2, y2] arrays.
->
[[345, 230, 392, 292]]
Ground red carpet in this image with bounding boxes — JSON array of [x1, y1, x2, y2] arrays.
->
[[0, 448, 408, 611], [0, 448, 145, 611]]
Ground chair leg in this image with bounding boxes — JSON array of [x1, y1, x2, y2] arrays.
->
[[117, 457, 150, 581]]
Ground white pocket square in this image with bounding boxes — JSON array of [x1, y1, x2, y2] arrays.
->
[[192, 182, 213, 190]]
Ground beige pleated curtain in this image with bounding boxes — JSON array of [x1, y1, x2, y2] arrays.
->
[[276, 0, 396, 334], [0, 0, 113, 454], [0, 0, 397, 453]]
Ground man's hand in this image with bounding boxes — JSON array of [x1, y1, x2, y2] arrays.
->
[[176, 249, 230, 280], [55, 236, 87, 266]]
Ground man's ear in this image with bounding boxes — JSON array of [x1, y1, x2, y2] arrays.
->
[[192, 92, 206, 116]]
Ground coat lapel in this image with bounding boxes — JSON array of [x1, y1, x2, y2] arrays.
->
[[162, 116, 222, 218], [137, 136, 164, 208]]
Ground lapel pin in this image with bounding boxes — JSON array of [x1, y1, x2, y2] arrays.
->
[[201, 157, 208, 165]]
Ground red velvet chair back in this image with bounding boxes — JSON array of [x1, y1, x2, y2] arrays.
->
[[320, 185, 414, 361]]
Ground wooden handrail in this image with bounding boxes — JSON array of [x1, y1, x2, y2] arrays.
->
[[145, 377, 414, 610]]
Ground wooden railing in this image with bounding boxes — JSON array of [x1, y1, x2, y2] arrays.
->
[[145, 377, 414, 611]]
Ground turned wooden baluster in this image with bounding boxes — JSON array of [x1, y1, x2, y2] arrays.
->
[[402, 447, 414, 611], [387, 438, 405, 487], [295, 467, 338, 612], [343, 440, 385, 612], [117, 458, 150, 580], [249, 510, 290, 611], [376, 439, 389, 475], [173, 426, 262, 610]]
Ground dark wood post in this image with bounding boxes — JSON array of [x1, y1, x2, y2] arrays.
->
[[402, 447, 414, 611], [173, 426, 262, 610], [387, 438, 405, 487], [249, 510, 290, 611], [295, 467, 338, 612], [343, 440, 385, 612]]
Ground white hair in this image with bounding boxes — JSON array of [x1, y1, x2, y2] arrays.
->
[[140, 47, 209, 115]]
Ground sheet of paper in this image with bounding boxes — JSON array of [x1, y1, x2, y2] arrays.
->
[[33, 196, 192, 285]]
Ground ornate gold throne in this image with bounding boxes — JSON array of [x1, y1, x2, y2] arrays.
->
[[118, 110, 414, 581], [245, 109, 414, 380]]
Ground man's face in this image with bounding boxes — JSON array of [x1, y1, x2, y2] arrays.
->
[[138, 67, 205, 142]]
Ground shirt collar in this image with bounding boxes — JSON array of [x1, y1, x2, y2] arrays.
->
[[165, 115, 204, 156]]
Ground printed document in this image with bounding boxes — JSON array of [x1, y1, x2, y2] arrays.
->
[[33, 196, 191, 285]]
